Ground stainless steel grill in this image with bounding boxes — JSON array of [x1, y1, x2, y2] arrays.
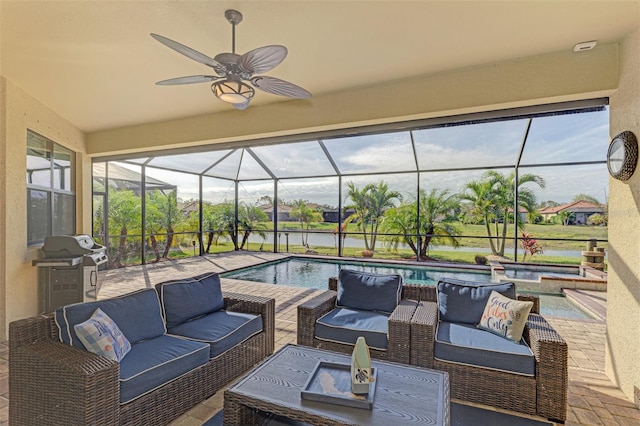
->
[[33, 235, 108, 313]]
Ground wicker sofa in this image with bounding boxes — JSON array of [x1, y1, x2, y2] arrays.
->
[[411, 278, 568, 422], [297, 270, 422, 364], [9, 272, 275, 426]]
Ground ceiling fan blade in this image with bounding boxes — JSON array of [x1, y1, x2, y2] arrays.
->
[[240, 45, 287, 74], [156, 75, 219, 85], [151, 33, 223, 70], [250, 76, 311, 99]]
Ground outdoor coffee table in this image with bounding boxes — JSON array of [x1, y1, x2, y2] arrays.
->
[[224, 344, 450, 425]]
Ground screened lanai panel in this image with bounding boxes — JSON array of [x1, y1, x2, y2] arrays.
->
[[278, 177, 339, 208], [520, 164, 609, 207], [203, 176, 235, 204], [249, 142, 336, 178], [238, 180, 274, 206], [420, 169, 489, 195], [145, 168, 198, 203], [323, 133, 417, 174], [147, 150, 233, 174], [342, 174, 416, 208], [237, 150, 272, 180], [237, 180, 275, 251], [519, 108, 609, 165], [413, 119, 529, 170], [205, 149, 242, 179]]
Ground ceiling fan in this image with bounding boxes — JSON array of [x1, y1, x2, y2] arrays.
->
[[151, 9, 311, 110]]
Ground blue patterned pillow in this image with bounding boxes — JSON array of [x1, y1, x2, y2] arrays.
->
[[74, 308, 131, 362]]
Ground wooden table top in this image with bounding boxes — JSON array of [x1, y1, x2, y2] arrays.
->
[[226, 344, 450, 426]]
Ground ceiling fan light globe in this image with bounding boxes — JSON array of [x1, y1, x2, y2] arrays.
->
[[212, 80, 255, 105], [233, 100, 250, 110]]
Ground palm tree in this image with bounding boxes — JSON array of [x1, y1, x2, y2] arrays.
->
[[382, 189, 460, 259], [237, 203, 269, 250], [459, 179, 501, 255], [345, 182, 372, 251], [145, 190, 183, 260], [365, 181, 402, 251], [345, 181, 401, 252], [460, 171, 545, 256], [557, 210, 575, 226], [107, 189, 141, 268], [290, 199, 324, 246]]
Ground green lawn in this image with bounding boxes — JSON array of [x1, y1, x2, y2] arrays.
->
[[198, 223, 607, 265], [273, 221, 607, 252]]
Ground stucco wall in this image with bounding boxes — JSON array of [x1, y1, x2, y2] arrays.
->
[[0, 77, 86, 338], [607, 25, 640, 406]]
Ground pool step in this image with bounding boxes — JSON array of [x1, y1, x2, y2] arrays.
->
[[563, 289, 606, 321]]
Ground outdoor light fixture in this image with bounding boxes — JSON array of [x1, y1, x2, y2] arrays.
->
[[211, 79, 255, 107], [607, 131, 638, 181]]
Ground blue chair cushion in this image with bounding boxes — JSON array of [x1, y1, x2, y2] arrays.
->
[[337, 269, 402, 314], [167, 310, 263, 358], [156, 272, 224, 329], [55, 288, 166, 347], [434, 321, 535, 376], [437, 278, 516, 324], [119, 334, 209, 404], [315, 307, 389, 351]]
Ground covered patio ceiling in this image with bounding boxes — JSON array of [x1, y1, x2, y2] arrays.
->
[[1, 1, 638, 133]]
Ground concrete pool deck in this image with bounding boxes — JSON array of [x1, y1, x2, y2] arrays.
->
[[0, 252, 635, 425]]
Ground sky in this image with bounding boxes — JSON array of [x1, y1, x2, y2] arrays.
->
[[109, 107, 610, 207]]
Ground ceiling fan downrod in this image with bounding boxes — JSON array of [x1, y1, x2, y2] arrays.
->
[[225, 9, 243, 54]]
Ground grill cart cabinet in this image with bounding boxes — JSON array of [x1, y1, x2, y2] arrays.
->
[[32, 235, 108, 313]]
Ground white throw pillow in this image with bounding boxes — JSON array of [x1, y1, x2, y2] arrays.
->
[[74, 308, 131, 361], [477, 291, 533, 342]]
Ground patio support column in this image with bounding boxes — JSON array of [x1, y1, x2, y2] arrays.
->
[[273, 179, 278, 253], [198, 174, 204, 256], [338, 176, 343, 257], [514, 118, 532, 261], [141, 164, 147, 264], [410, 130, 420, 262], [234, 181, 239, 250]]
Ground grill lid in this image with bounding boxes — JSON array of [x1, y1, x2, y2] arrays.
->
[[42, 235, 106, 258]]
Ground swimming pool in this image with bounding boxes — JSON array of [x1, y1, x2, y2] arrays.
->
[[222, 257, 597, 320], [224, 258, 491, 288]]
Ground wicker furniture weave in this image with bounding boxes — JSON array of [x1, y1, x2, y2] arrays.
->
[[9, 292, 275, 426], [297, 277, 419, 364], [410, 295, 568, 422], [224, 344, 450, 425]]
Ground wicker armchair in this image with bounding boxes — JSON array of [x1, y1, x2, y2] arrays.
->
[[9, 292, 275, 426], [297, 275, 420, 364], [411, 289, 567, 422]]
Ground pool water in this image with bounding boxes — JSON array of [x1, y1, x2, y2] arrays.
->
[[505, 269, 581, 280], [222, 257, 596, 320], [223, 258, 491, 288]]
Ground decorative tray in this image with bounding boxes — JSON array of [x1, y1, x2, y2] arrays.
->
[[300, 361, 377, 410]]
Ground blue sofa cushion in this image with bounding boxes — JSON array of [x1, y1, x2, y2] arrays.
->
[[434, 321, 535, 376], [119, 334, 209, 404], [437, 278, 516, 324], [55, 288, 166, 347], [156, 272, 224, 329], [337, 269, 402, 314], [167, 310, 263, 358], [315, 307, 389, 351]]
